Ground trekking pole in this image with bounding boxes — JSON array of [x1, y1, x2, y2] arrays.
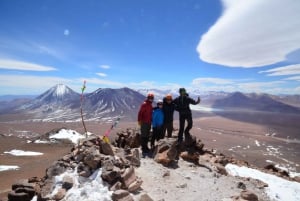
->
[[80, 80, 88, 138]]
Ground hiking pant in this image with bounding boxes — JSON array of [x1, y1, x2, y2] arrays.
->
[[140, 123, 151, 153], [163, 121, 173, 138], [178, 113, 193, 143], [151, 126, 163, 148]]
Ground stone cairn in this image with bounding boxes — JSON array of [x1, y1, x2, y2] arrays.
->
[[6, 128, 299, 201]]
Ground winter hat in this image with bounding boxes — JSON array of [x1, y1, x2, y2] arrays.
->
[[179, 88, 186, 95]]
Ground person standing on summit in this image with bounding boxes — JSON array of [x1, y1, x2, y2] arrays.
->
[[173, 88, 200, 143], [162, 94, 175, 138], [138, 93, 154, 156]]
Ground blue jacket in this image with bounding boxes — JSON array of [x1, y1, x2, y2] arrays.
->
[[152, 107, 164, 128]]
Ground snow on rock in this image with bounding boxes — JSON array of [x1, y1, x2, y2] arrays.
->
[[51, 168, 112, 201], [225, 163, 300, 201], [4, 149, 43, 156], [49, 129, 85, 144], [0, 165, 20, 172]]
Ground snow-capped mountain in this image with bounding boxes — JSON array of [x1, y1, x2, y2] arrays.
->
[[19, 84, 80, 111], [3, 85, 146, 121]]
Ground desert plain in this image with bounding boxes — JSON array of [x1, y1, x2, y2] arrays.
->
[[0, 110, 299, 200]]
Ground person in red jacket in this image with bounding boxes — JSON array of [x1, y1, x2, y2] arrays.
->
[[138, 93, 154, 156]]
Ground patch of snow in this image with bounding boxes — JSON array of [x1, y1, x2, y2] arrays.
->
[[33, 139, 51, 144], [49, 129, 85, 144], [255, 140, 261, 146], [0, 165, 20, 171], [225, 164, 300, 201], [49, 167, 112, 201], [4, 149, 43, 156], [190, 105, 223, 112]]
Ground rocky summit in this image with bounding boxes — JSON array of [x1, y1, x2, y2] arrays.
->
[[3, 128, 299, 201]]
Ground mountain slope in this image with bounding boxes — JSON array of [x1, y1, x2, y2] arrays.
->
[[84, 87, 145, 120], [213, 92, 300, 113]]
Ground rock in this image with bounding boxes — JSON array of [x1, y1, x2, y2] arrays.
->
[[8, 191, 30, 201], [110, 181, 122, 191], [101, 167, 121, 185], [62, 175, 73, 190], [293, 176, 300, 183], [195, 139, 205, 152], [125, 148, 141, 167], [14, 187, 35, 198], [237, 182, 246, 190], [128, 177, 143, 192], [111, 189, 130, 201], [213, 164, 228, 176], [100, 140, 115, 156], [52, 188, 66, 200], [154, 150, 172, 166], [180, 151, 199, 164], [166, 140, 178, 160], [46, 161, 66, 179], [240, 190, 258, 201], [39, 179, 55, 200], [28, 177, 41, 183], [83, 153, 101, 170], [264, 164, 278, 172], [139, 193, 154, 201], [162, 170, 170, 177], [11, 180, 34, 190], [121, 166, 136, 188]]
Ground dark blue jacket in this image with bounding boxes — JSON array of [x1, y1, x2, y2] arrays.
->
[[152, 107, 164, 128]]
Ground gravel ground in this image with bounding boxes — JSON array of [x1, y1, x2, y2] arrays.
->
[[134, 157, 272, 201]]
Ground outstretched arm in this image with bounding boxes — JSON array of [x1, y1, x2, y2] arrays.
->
[[196, 96, 201, 104]]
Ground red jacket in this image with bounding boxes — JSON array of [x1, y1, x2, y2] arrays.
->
[[138, 100, 153, 124]]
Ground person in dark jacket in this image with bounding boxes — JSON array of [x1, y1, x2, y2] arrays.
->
[[173, 88, 200, 143], [151, 100, 164, 149], [163, 94, 175, 138], [138, 93, 154, 155]]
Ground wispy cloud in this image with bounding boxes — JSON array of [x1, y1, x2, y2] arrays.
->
[[0, 75, 72, 94], [259, 64, 300, 76], [197, 0, 300, 67], [284, 76, 300, 82], [96, 73, 107, 77], [192, 77, 234, 85], [99, 65, 110, 69], [0, 59, 57, 71]]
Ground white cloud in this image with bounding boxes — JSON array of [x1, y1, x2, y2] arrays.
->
[[0, 59, 57, 71], [96, 73, 107, 77], [100, 65, 110, 69], [197, 0, 300, 67], [259, 64, 300, 76]]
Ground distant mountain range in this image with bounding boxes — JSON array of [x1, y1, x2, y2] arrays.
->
[[0, 84, 299, 122], [212, 92, 300, 113]]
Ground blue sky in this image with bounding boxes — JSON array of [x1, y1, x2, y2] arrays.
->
[[0, 0, 300, 95]]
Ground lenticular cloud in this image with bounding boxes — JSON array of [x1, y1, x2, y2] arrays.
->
[[197, 0, 300, 68]]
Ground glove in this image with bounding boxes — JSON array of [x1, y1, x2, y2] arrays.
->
[[138, 121, 142, 126], [197, 97, 201, 104]]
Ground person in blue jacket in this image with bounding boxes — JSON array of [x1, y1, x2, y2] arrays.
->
[[151, 100, 164, 149]]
